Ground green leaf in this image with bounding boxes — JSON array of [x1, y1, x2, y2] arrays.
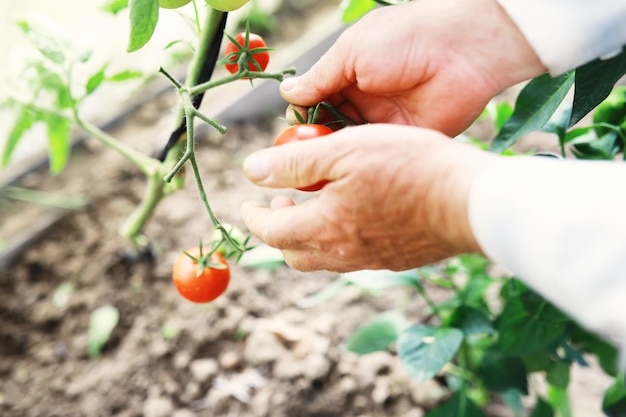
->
[[297, 279, 350, 309], [496, 294, 569, 356], [342, 269, 422, 290], [571, 326, 619, 376], [2, 107, 35, 168], [486, 100, 514, 133], [44, 113, 71, 174], [531, 398, 555, 417], [447, 307, 495, 338], [398, 324, 464, 383], [478, 356, 528, 394], [88, 305, 120, 359], [546, 361, 570, 390], [17, 16, 91, 65], [238, 244, 285, 271], [424, 392, 487, 417], [85, 63, 109, 95], [102, 0, 129, 14], [501, 389, 525, 417], [570, 48, 626, 127], [107, 70, 143, 82], [127, 0, 159, 53], [489, 72, 575, 153], [52, 281, 75, 308], [603, 375, 626, 417], [346, 310, 410, 355], [340, 0, 378, 23], [572, 130, 621, 160]]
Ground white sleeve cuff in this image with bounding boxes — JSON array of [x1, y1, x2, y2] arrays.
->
[[497, 0, 626, 75], [468, 157, 626, 348]]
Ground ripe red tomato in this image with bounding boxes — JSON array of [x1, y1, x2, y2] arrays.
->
[[273, 124, 334, 191], [224, 33, 270, 75], [172, 248, 230, 303]]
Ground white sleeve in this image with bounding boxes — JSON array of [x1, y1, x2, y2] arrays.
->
[[497, 0, 626, 75], [468, 157, 626, 351]]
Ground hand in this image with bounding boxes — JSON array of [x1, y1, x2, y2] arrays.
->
[[280, 0, 546, 136], [240, 124, 497, 272]]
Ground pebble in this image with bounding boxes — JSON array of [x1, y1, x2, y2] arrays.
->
[[142, 395, 174, 417], [189, 358, 219, 383]]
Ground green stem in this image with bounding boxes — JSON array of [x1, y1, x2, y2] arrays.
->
[[416, 284, 443, 321], [189, 67, 296, 96], [74, 114, 159, 177], [118, 172, 165, 250]]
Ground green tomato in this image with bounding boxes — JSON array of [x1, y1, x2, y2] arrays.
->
[[593, 86, 626, 137], [204, 0, 249, 12], [159, 0, 192, 8]]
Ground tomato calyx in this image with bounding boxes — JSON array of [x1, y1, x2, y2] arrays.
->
[[219, 29, 271, 79]]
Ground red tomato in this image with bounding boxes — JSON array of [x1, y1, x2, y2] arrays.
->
[[224, 33, 270, 75], [172, 249, 230, 303], [273, 124, 334, 191]]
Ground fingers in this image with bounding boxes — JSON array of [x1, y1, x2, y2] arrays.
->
[[279, 36, 354, 106], [240, 199, 321, 250], [242, 131, 350, 189]]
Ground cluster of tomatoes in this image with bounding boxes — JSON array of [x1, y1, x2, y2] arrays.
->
[[171, 17, 335, 303]]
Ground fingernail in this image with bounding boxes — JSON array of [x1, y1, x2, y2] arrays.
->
[[243, 152, 271, 182], [281, 76, 299, 92]]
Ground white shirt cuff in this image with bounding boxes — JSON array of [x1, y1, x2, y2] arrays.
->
[[497, 0, 626, 74]]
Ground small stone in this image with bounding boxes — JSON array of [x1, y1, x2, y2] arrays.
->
[[143, 396, 174, 417], [243, 328, 287, 365], [172, 409, 197, 417], [173, 351, 192, 370], [219, 351, 241, 370], [189, 358, 219, 383], [303, 353, 331, 381]]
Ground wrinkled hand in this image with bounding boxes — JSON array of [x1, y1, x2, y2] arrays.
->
[[240, 124, 497, 272], [281, 0, 546, 136]]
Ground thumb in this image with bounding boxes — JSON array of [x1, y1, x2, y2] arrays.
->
[[280, 42, 353, 106], [242, 136, 342, 189]]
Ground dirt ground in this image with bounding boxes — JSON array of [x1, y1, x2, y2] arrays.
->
[[0, 3, 616, 417]]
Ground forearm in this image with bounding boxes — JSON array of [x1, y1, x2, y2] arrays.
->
[[468, 157, 626, 348], [497, 0, 626, 74]]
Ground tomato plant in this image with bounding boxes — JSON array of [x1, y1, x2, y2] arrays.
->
[[172, 248, 230, 303], [205, 0, 249, 12], [159, 0, 192, 9], [223, 32, 270, 75], [273, 124, 333, 191]]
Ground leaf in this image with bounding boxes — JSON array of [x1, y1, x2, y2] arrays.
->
[[424, 392, 487, 417], [546, 361, 570, 390], [297, 278, 350, 309], [346, 311, 410, 355], [238, 244, 284, 271], [571, 326, 619, 377], [102, 0, 129, 14], [44, 113, 71, 174], [88, 305, 120, 359], [340, 0, 378, 23], [127, 0, 159, 53], [603, 375, 626, 417], [496, 294, 570, 356], [17, 16, 90, 64], [397, 324, 464, 383], [501, 389, 525, 417], [486, 100, 514, 133], [2, 107, 35, 168], [107, 70, 143, 82], [85, 63, 109, 95], [342, 269, 422, 291], [478, 356, 528, 394], [489, 72, 575, 153], [570, 48, 626, 127], [531, 398, 555, 417], [297, 269, 421, 309], [447, 306, 495, 338]]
